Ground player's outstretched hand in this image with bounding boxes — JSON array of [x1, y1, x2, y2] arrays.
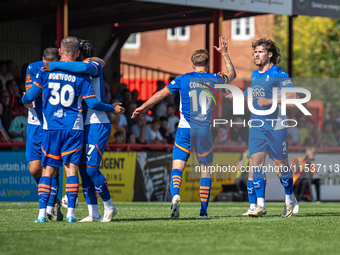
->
[[131, 106, 146, 119], [213, 36, 228, 55], [43, 62, 51, 71], [113, 102, 125, 115]]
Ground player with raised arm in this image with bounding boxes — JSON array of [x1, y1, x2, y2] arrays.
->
[[45, 39, 124, 222], [225, 38, 298, 217], [132, 36, 236, 218], [22, 36, 122, 223], [25, 48, 63, 221]]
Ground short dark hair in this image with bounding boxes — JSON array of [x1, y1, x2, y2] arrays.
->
[[61, 36, 79, 54], [191, 49, 209, 66], [160, 116, 168, 122], [79, 39, 94, 58], [43, 48, 59, 61], [114, 131, 124, 138], [252, 38, 281, 65]]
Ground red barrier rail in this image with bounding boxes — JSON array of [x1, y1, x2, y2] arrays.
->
[[1, 142, 340, 153]]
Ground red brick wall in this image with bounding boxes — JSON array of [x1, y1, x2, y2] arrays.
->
[[121, 14, 275, 80]]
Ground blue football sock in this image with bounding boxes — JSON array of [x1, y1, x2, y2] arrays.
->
[[253, 167, 266, 206], [65, 176, 79, 208], [170, 169, 182, 199], [79, 166, 97, 205], [247, 179, 257, 206], [87, 166, 111, 202], [38, 176, 52, 210], [199, 178, 211, 215], [281, 164, 293, 195], [47, 174, 59, 208]]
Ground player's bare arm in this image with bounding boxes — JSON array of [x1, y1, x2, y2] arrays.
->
[[131, 87, 170, 118], [213, 36, 236, 82]]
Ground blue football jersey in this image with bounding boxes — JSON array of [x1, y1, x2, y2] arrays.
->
[[244, 65, 294, 130], [33, 61, 96, 130], [25, 61, 44, 125], [166, 71, 227, 129], [49, 60, 110, 125]]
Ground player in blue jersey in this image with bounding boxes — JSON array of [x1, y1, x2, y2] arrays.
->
[[132, 36, 236, 218], [225, 38, 298, 217], [45, 39, 124, 222], [25, 48, 64, 221], [22, 36, 122, 223]]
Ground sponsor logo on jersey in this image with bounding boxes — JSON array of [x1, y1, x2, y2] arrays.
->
[[282, 79, 292, 86], [252, 85, 265, 98], [53, 108, 66, 118], [266, 75, 269, 81]]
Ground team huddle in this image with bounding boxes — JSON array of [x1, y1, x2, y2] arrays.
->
[[23, 35, 298, 223], [23, 37, 124, 222]]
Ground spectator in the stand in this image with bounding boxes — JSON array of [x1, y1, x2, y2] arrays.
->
[[121, 88, 131, 110], [155, 93, 173, 118], [126, 132, 136, 144], [109, 71, 122, 100], [125, 101, 137, 129], [111, 97, 128, 131], [111, 131, 125, 152], [159, 116, 174, 144], [115, 83, 128, 102], [107, 113, 126, 144], [214, 122, 231, 145], [230, 117, 248, 145], [166, 103, 179, 138], [145, 119, 166, 144], [0, 90, 13, 132], [5, 60, 14, 82], [131, 90, 144, 107], [318, 121, 338, 147], [6, 80, 22, 115], [9, 105, 27, 142], [0, 103, 11, 142], [0, 61, 6, 91], [131, 115, 147, 144], [114, 131, 125, 144]]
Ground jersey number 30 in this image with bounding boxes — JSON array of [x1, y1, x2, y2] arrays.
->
[[48, 82, 75, 107]]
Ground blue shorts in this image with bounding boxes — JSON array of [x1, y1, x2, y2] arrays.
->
[[173, 128, 213, 164], [41, 129, 84, 167], [248, 128, 289, 160], [81, 123, 111, 167], [26, 124, 43, 162]]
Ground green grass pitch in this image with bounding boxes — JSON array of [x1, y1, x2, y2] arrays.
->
[[0, 202, 339, 255]]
